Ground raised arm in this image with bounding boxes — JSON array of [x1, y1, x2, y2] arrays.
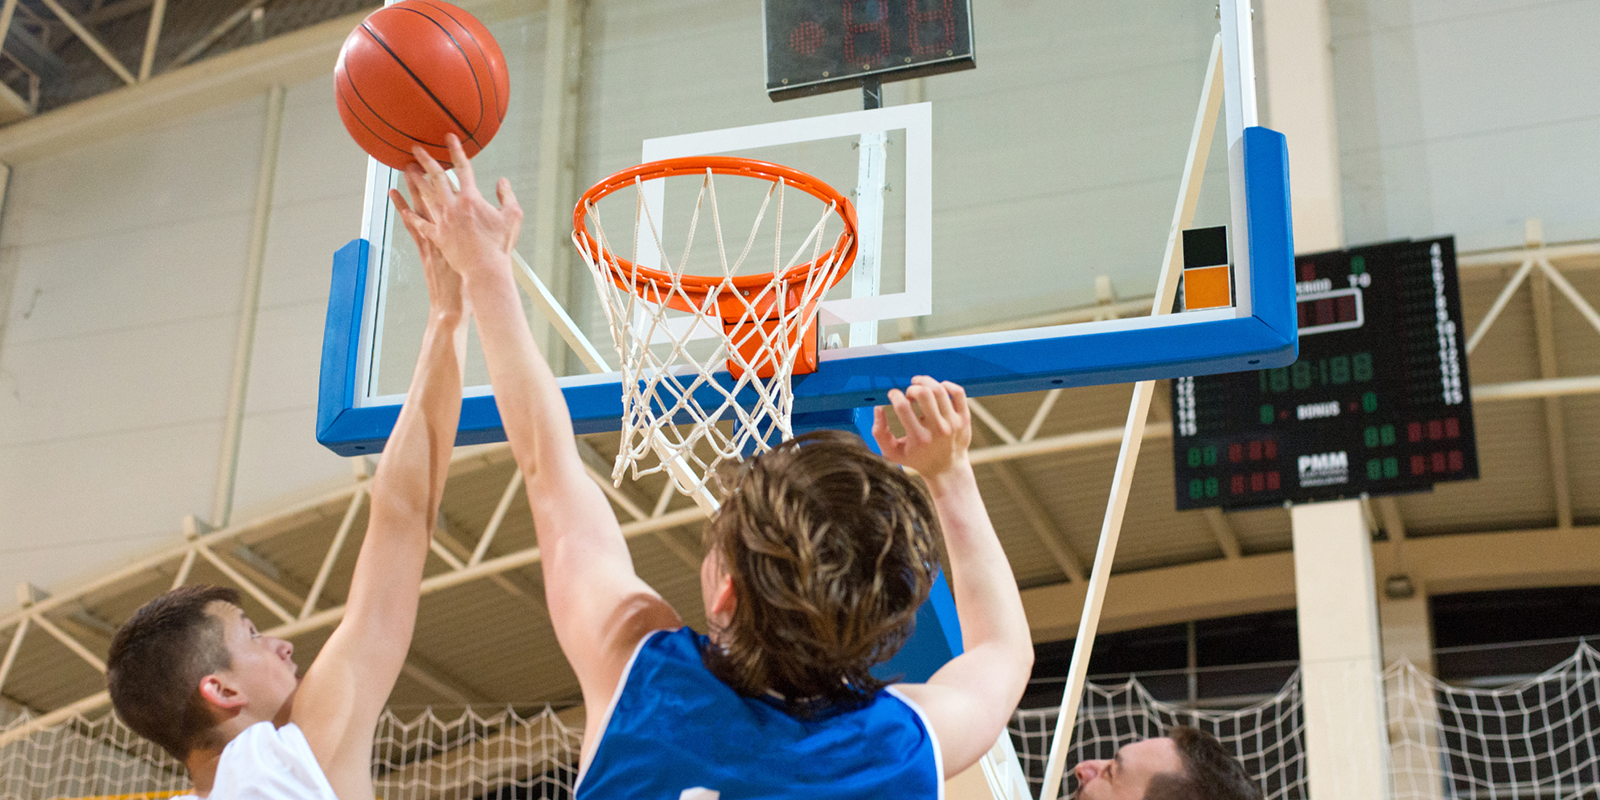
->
[[874, 376, 1034, 777], [291, 172, 468, 800], [404, 136, 680, 755]]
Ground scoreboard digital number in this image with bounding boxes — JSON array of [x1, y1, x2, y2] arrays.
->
[[764, 0, 976, 101], [1171, 237, 1479, 511]]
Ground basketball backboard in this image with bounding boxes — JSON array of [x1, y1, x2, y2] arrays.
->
[[317, 0, 1296, 456]]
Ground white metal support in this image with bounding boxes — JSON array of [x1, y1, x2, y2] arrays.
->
[[851, 131, 888, 347], [167, 0, 269, 70], [1039, 33, 1225, 800], [170, 547, 197, 590], [0, 0, 19, 59], [1464, 258, 1535, 355], [1530, 270, 1573, 529], [137, 0, 166, 81], [1537, 259, 1600, 338], [30, 613, 106, 674], [1021, 389, 1063, 443], [469, 471, 523, 567], [301, 487, 366, 619], [34, 0, 135, 85], [212, 84, 286, 529], [197, 545, 294, 625], [0, 618, 27, 693], [968, 399, 1019, 445]]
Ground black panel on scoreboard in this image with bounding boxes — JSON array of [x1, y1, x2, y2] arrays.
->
[[1171, 237, 1479, 511], [764, 0, 976, 101]]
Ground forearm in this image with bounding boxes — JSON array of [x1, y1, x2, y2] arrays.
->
[[925, 464, 1032, 669], [348, 309, 466, 636], [461, 259, 584, 483]]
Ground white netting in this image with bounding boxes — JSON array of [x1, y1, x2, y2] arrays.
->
[[1010, 673, 1307, 800], [1389, 641, 1600, 800], [574, 161, 855, 498], [0, 705, 581, 800], [4, 645, 1595, 799]]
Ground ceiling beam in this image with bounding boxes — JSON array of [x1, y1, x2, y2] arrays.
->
[[34, 0, 134, 84], [167, 0, 270, 71], [1202, 508, 1242, 560], [1529, 269, 1573, 529], [970, 424, 1085, 583]]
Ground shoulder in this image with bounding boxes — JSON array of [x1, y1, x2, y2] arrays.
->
[[209, 722, 339, 800]]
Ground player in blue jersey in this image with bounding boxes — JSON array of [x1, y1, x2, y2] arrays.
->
[[403, 134, 1034, 798]]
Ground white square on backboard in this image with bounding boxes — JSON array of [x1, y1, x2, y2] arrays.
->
[[640, 102, 933, 328]]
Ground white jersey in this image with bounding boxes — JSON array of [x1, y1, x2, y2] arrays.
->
[[172, 722, 338, 800]]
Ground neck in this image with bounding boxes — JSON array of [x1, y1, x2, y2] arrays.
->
[[183, 714, 271, 796]]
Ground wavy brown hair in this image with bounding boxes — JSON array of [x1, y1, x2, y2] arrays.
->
[[700, 429, 941, 717]]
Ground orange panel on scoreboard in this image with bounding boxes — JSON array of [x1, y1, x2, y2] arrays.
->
[[1184, 265, 1232, 310]]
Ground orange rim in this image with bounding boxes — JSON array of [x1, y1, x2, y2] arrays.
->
[[573, 156, 858, 318]]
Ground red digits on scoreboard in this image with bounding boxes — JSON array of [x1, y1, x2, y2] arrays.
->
[[907, 0, 957, 56], [842, 0, 891, 65]]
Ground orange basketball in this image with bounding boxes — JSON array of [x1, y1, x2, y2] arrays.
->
[[335, 0, 509, 170]]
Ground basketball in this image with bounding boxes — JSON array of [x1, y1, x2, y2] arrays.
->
[[335, 0, 509, 170]]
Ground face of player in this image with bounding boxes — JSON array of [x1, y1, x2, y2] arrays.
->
[[207, 601, 300, 726], [1072, 737, 1185, 800]]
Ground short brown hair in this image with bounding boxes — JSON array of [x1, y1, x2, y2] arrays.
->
[[106, 585, 241, 761], [700, 430, 940, 716], [1145, 726, 1264, 800]]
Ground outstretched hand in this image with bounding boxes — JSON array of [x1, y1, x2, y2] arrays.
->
[[397, 133, 523, 285], [389, 171, 465, 318], [872, 375, 973, 490]]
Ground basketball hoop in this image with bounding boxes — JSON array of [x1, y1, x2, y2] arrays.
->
[[572, 156, 858, 496]]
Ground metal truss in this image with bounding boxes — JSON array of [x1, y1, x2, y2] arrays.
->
[[3, 236, 1598, 748]]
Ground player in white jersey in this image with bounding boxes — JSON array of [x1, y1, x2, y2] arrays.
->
[[402, 133, 1034, 797], [106, 167, 469, 800]]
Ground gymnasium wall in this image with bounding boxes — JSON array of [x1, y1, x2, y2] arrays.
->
[[1328, 0, 1600, 249], [0, 0, 1594, 620], [0, 76, 365, 607]]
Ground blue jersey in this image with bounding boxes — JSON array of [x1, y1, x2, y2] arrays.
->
[[574, 627, 944, 800]]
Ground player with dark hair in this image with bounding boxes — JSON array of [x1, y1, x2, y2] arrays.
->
[[1071, 727, 1264, 800], [105, 173, 469, 800], [402, 133, 1034, 797]]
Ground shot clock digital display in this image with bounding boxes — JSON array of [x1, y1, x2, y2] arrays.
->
[[763, 0, 976, 101], [1171, 237, 1479, 511]]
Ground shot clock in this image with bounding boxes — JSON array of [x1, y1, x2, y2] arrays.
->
[[763, 0, 976, 101], [1172, 237, 1479, 510]]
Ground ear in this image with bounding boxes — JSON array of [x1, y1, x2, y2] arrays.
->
[[710, 573, 737, 618], [197, 673, 247, 712]]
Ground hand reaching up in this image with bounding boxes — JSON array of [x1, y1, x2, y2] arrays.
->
[[872, 375, 974, 493], [389, 170, 465, 320], [398, 133, 523, 287]]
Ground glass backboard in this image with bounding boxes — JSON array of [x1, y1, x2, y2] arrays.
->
[[318, 0, 1295, 456]]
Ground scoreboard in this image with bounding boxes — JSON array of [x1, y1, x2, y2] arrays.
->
[[1171, 237, 1479, 511], [763, 0, 976, 101]]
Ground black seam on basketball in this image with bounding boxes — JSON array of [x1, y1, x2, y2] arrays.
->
[[364, 20, 480, 148], [368, 12, 486, 146], [394, 5, 492, 137], [338, 90, 419, 164], [413, 0, 503, 125], [339, 52, 453, 153]]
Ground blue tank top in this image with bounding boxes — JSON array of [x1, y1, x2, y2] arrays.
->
[[574, 627, 943, 800]]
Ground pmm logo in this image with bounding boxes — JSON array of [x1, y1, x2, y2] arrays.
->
[[1297, 451, 1349, 487]]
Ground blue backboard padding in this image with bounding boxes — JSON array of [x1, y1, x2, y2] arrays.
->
[[837, 404, 963, 684], [316, 239, 368, 445], [316, 125, 1297, 455], [872, 571, 963, 684], [1243, 127, 1297, 342]]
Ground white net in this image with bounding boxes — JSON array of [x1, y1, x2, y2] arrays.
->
[[1009, 673, 1307, 800], [574, 161, 856, 498], [0, 705, 582, 800], [4, 644, 1595, 799], [1389, 641, 1600, 800]]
